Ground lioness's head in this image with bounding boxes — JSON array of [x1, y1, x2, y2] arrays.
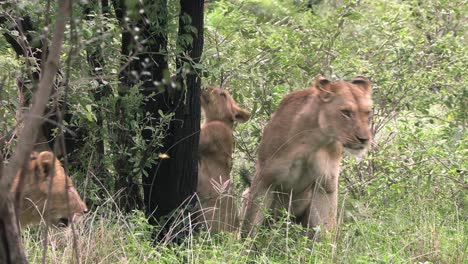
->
[[201, 86, 251, 125], [12, 151, 88, 227], [315, 75, 373, 156]]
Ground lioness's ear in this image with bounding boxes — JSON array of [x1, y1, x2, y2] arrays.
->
[[315, 74, 333, 102], [37, 151, 55, 177], [234, 108, 251, 123], [351, 76, 372, 94]]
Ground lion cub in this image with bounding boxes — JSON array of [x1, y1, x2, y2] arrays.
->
[[11, 151, 88, 227], [241, 75, 372, 238], [198, 86, 250, 233]]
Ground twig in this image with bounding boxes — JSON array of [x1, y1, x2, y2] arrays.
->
[[55, 0, 81, 261], [40, 0, 52, 79]]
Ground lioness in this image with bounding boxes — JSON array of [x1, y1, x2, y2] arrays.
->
[[198, 86, 250, 233], [11, 151, 88, 227], [241, 75, 372, 238]]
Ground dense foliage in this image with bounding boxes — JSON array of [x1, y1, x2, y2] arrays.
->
[[1, 0, 466, 263]]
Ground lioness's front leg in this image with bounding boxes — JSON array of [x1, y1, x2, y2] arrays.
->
[[302, 181, 338, 238], [240, 180, 274, 237]]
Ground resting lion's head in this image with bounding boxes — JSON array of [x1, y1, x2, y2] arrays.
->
[[315, 75, 373, 156], [12, 151, 88, 227]]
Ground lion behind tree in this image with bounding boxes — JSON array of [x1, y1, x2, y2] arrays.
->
[[198, 86, 250, 233]]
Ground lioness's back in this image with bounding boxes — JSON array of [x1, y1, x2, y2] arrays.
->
[[258, 88, 318, 165]]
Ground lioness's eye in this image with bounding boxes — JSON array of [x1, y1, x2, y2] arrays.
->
[[341, 110, 352, 118], [220, 92, 227, 98]]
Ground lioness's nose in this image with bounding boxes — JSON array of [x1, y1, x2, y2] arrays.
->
[[81, 202, 88, 214], [357, 137, 369, 144]]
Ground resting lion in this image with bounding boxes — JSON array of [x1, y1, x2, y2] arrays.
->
[[11, 151, 88, 227], [241, 75, 372, 238], [198, 86, 250, 233]]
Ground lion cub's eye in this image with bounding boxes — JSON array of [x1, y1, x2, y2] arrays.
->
[[341, 110, 352, 119], [219, 92, 227, 98]]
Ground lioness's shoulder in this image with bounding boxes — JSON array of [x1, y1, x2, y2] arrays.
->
[[275, 87, 316, 114]]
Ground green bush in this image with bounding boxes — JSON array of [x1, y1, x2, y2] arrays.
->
[[1, 0, 466, 262]]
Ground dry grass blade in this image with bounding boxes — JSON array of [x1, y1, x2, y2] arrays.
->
[[209, 176, 231, 195]]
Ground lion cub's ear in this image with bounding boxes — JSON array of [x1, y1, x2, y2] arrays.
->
[[351, 76, 372, 94], [234, 108, 251, 123], [315, 74, 333, 103], [37, 151, 55, 178]]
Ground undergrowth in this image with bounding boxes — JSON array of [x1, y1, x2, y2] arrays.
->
[[22, 187, 465, 263], [23, 110, 467, 263]]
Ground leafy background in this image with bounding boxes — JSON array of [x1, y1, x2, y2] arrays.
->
[[1, 0, 466, 263]]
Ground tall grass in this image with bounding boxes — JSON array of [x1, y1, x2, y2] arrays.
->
[[22, 112, 467, 263], [21, 187, 465, 263]]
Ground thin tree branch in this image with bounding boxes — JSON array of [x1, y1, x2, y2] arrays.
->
[[0, 0, 71, 205]]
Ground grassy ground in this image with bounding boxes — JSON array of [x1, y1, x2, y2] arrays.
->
[[21, 187, 466, 263], [22, 114, 467, 263], [19, 106, 466, 264]]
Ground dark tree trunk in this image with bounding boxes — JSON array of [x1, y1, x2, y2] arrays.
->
[[83, 0, 113, 201], [0, 14, 84, 164], [1, 15, 45, 147], [111, 0, 162, 211], [142, 0, 203, 240], [134, 0, 171, 214], [111, 0, 203, 224], [112, 0, 137, 211], [0, 155, 28, 264]]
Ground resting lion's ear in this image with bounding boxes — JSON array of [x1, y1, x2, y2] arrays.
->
[[351, 76, 372, 94], [315, 74, 333, 102], [37, 151, 55, 177]]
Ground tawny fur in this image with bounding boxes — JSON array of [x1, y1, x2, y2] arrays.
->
[[241, 75, 372, 238], [198, 86, 250, 233], [11, 151, 87, 227]]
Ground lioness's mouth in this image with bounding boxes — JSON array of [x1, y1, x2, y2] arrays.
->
[[343, 144, 365, 150]]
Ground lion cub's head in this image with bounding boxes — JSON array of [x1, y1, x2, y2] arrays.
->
[[201, 86, 251, 125], [315, 75, 373, 156], [12, 151, 88, 227]]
